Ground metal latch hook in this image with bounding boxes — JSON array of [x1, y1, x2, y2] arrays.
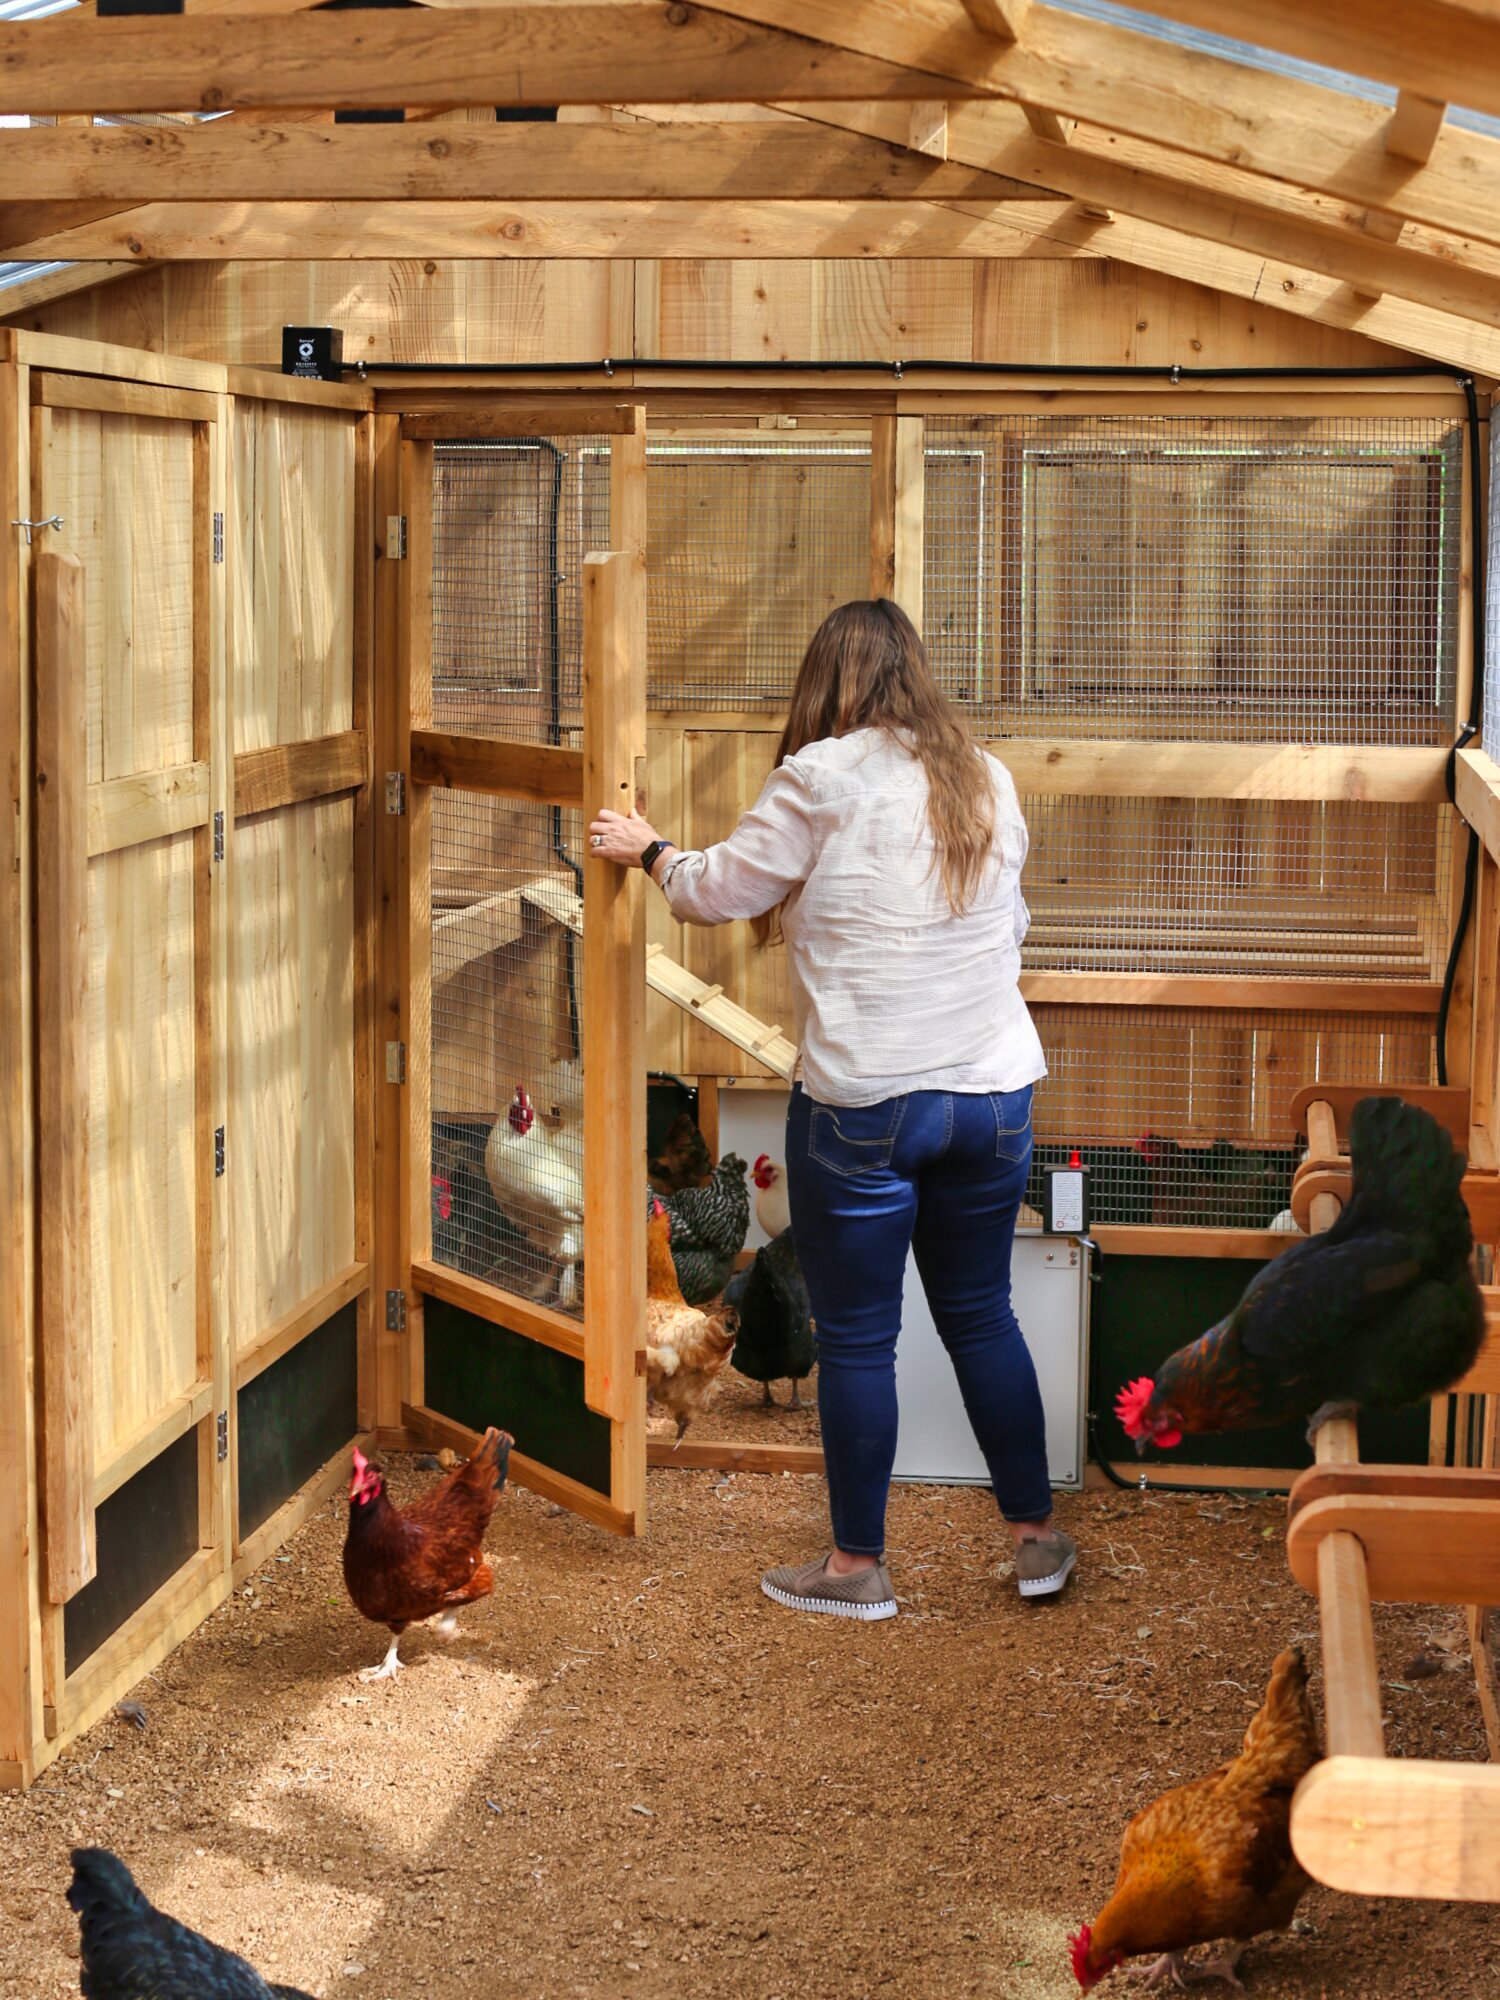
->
[[12, 514, 63, 545]]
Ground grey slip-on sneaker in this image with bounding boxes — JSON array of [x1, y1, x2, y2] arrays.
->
[[1015, 1528, 1078, 1599], [761, 1555, 898, 1622]]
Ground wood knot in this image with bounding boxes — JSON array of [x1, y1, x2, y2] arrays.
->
[[428, 139, 451, 159], [502, 220, 526, 241], [665, 2, 691, 22]]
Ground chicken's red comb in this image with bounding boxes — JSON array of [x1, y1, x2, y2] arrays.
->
[[754, 1154, 770, 1173], [1114, 1376, 1157, 1438], [351, 1446, 369, 1474], [1068, 1926, 1097, 1990], [649, 1197, 666, 1217]]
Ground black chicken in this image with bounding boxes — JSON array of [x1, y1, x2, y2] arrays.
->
[[68, 1848, 314, 1999], [724, 1226, 817, 1408], [1117, 1096, 1485, 1453], [643, 1151, 750, 1304]]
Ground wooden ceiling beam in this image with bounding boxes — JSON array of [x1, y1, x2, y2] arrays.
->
[[1124, 1, 1500, 126], [777, 101, 1500, 329], [0, 7, 999, 117], [712, 0, 1500, 252], [0, 118, 1043, 204], [5, 187, 1500, 373]]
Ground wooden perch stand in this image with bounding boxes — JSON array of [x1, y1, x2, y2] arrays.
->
[[1285, 1091, 1500, 1903]]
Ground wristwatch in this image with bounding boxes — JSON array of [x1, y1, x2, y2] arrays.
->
[[640, 838, 676, 876]]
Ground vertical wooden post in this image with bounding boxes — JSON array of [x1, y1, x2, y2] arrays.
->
[[34, 550, 93, 1605], [370, 414, 407, 1429], [869, 414, 924, 630], [350, 413, 377, 1430], [402, 439, 434, 1410], [197, 406, 230, 1568], [581, 550, 647, 1451]]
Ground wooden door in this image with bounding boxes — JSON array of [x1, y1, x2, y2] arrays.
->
[[29, 366, 231, 1723], [397, 407, 648, 1533]]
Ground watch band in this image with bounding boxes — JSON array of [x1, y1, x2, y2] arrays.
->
[[640, 838, 675, 875]]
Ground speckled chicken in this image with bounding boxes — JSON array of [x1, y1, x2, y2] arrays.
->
[[646, 1200, 738, 1438], [643, 1150, 750, 1304]]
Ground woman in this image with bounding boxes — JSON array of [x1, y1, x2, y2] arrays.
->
[[589, 599, 1073, 1621]]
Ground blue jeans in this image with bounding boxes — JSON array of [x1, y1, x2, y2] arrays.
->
[[785, 1084, 1051, 1557]]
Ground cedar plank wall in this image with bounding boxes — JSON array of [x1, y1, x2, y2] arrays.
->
[[5, 260, 1416, 368]]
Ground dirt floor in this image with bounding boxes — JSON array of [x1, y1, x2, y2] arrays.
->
[[2, 1462, 1496, 2000]]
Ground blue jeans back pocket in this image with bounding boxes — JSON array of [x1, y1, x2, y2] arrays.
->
[[990, 1087, 1033, 1165], [808, 1098, 907, 1178]]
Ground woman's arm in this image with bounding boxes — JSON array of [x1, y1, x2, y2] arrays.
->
[[588, 761, 817, 925]]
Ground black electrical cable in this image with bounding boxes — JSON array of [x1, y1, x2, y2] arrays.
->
[[351, 356, 1456, 381], [1436, 377, 1487, 1088]]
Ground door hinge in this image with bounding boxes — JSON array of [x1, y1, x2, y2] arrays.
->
[[216, 1411, 229, 1462], [214, 1124, 226, 1177], [212, 511, 224, 563], [386, 514, 407, 560], [385, 1039, 407, 1084], [385, 1288, 407, 1332], [384, 771, 406, 816], [212, 809, 225, 862]]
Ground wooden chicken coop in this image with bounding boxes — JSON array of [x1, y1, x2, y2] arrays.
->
[[0, 5, 1497, 1910]]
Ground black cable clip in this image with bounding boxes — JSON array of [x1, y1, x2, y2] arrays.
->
[[893, 359, 904, 380], [602, 357, 615, 378], [1446, 718, 1478, 803], [1169, 363, 1182, 385]]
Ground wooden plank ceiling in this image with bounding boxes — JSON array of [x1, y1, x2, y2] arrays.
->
[[2, 0, 1500, 369]]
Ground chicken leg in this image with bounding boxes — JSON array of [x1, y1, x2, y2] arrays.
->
[[360, 1635, 403, 1682], [788, 1379, 805, 1411], [1305, 1398, 1359, 1447]]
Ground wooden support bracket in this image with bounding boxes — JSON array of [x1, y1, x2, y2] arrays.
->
[[1288, 1493, 1500, 1604]]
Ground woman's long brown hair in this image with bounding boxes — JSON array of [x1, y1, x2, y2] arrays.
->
[[753, 599, 996, 944]]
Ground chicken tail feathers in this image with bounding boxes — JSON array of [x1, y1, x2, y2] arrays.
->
[[1345, 1096, 1469, 1245], [1238, 1645, 1320, 1779], [468, 1425, 513, 1494]]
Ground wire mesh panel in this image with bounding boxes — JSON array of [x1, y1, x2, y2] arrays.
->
[[647, 434, 871, 710], [432, 437, 610, 742], [429, 789, 586, 1313], [1027, 1004, 1438, 1227], [1020, 795, 1453, 982], [925, 413, 1464, 744]]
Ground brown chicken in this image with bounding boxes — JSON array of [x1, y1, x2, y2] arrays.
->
[[646, 1199, 737, 1439], [1070, 1647, 1320, 1990], [342, 1428, 512, 1681]]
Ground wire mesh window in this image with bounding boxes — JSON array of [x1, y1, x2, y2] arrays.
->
[[1026, 1005, 1438, 1228], [432, 437, 610, 743], [925, 414, 1464, 744], [430, 790, 586, 1312], [647, 434, 871, 710], [1021, 795, 1455, 982]]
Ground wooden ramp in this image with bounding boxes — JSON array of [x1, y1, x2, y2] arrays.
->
[[522, 872, 797, 1078]]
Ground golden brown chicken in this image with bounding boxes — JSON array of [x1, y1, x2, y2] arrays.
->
[[645, 1199, 737, 1439], [1070, 1646, 1320, 1990]]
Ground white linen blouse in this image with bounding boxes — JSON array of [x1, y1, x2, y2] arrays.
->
[[657, 728, 1047, 1108]]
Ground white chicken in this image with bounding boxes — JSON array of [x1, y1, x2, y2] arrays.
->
[[484, 1083, 585, 1307], [752, 1153, 790, 1240]]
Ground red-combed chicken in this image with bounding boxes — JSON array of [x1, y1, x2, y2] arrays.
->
[[646, 1199, 738, 1439], [343, 1428, 512, 1680], [1070, 1647, 1320, 1990], [485, 1083, 585, 1307], [1117, 1097, 1485, 1454], [752, 1153, 791, 1240]]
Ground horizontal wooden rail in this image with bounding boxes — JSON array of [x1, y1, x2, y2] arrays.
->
[[233, 729, 367, 818], [1289, 1082, 1471, 1142], [1456, 745, 1500, 861], [647, 1438, 826, 1474], [1289, 1494, 1500, 1602], [234, 1261, 369, 1391], [1021, 973, 1441, 1014], [87, 761, 210, 857], [35, 371, 218, 424], [403, 1401, 633, 1537], [1088, 1224, 1293, 1260], [1293, 1756, 1500, 1901], [1289, 1462, 1500, 1518], [410, 728, 584, 805], [93, 1379, 214, 1508], [223, 364, 373, 412], [401, 405, 643, 440], [1000, 739, 1451, 803], [411, 1257, 584, 1361]]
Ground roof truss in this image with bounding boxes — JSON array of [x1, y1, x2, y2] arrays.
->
[[2, 1, 1500, 371]]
